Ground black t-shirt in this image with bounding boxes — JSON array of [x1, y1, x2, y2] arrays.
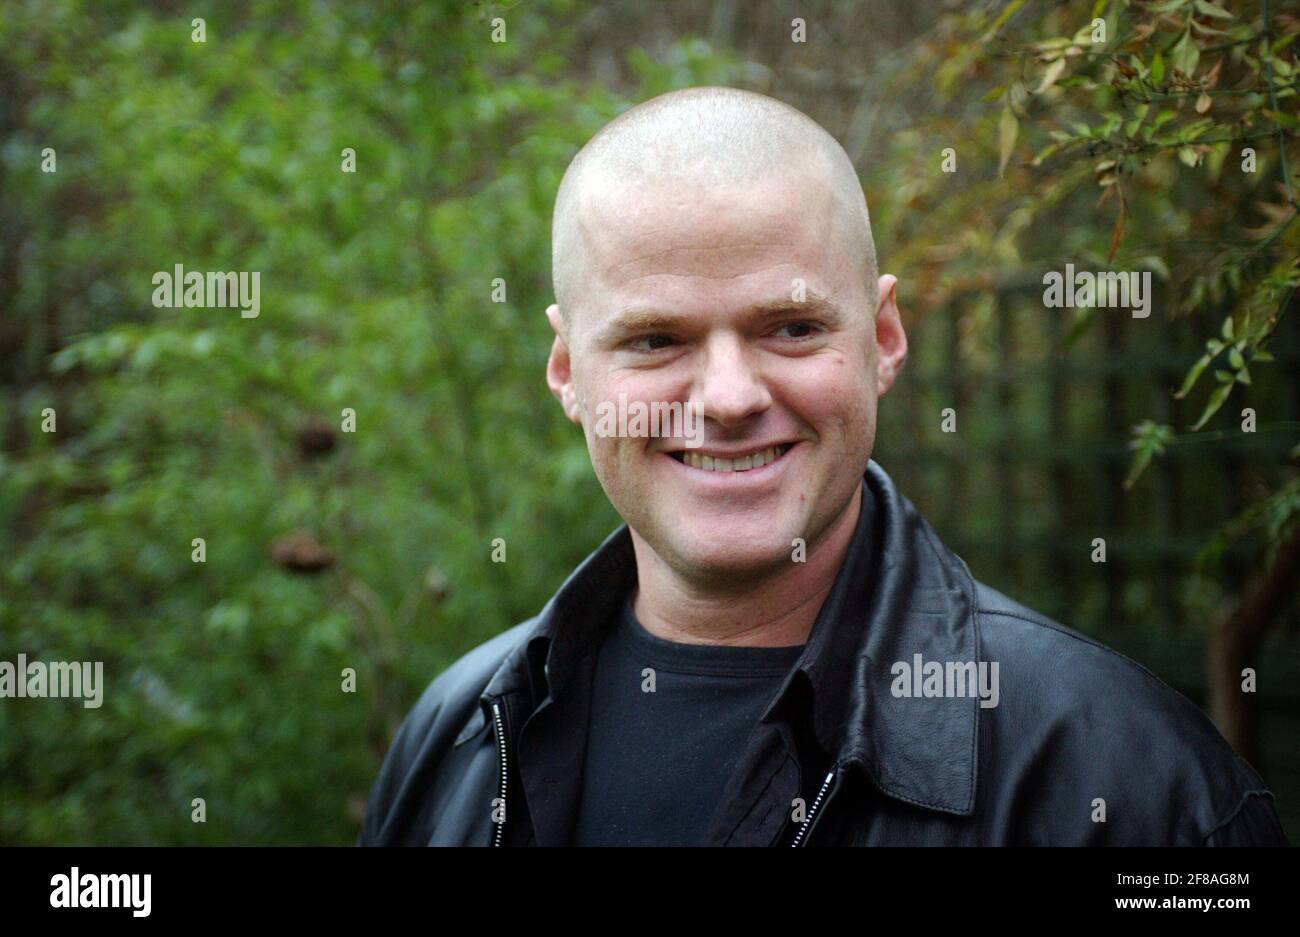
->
[[569, 596, 804, 846]]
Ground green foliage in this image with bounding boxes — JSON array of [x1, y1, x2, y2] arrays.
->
[[1009, 0, 1299, 466], [867, 0, 1298, 537], [1197, 474, 1300, 570], [0, 0, 743, 844], [1125, 419, 1175, 489]]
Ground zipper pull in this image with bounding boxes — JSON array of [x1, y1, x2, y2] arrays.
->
[[490, 700, 509, 847], [790, 768, 837, 847]]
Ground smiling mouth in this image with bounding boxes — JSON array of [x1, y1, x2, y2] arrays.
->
[[667, 443, 793, 473]]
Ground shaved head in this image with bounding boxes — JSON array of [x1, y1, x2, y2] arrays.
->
[[543, 85, 907, 592], [551, 86, 878, 327], [540, 83, 904, 587]]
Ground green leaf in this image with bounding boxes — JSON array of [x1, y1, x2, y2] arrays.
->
[[1150, 51, 1164, 85], [1206, 140, 1231, 179], [1192, 382, 1233, 430], [1125, 447, 1156, 489], [1175, 352, 1212, 398], [1031, 142, 1062, 166], [1170, 28, 1200, 76], [980, 0, 1027, 43], [1136, 255, 1171, 280], [1221, 316, 1234, 340], [1178, 117, 1215, 142], [1264, 108, 1299, 131], [1191, 17, 1232, 37], [1194, 0, 1234, 19], [998, 104, 1019, 177], [1124, 421, 1174, 489], [1034, 57, 1068, 93], [1228, 347, 1245, 369]]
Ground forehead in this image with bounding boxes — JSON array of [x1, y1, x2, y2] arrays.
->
[[570, 168, 858, 320]]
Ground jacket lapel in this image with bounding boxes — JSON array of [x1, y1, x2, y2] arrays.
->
[[805, 461, 981, 816]]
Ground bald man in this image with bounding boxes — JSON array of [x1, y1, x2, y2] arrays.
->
[[360, 87, 1287, 847]]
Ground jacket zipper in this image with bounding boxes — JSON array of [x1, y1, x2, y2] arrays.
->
[[790, 768, 837, 847], [490, 700, 509, 847]]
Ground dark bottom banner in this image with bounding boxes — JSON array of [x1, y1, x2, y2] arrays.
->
[[2, 846, 1292, 923]]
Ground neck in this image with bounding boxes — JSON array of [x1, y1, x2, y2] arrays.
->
[[629, 485, 863, 647]]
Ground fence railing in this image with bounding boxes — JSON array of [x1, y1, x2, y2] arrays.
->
[[877, 280, 1300, 644]]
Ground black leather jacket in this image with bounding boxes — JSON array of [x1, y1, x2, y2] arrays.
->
[[359, 461, 1288, 846]]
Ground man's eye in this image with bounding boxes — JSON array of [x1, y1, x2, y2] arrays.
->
[[773, 321, 820, 339], [630, 334, 676, 352]]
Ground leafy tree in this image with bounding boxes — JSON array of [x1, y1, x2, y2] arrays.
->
[[0, 0, 741, 844], [863, 0, 1299, 760]]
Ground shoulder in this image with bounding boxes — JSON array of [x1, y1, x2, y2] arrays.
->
[[971, 581, 1284, 844], [972, 580, 1217, 746], [394, 617, 537, 750], [358, 618, 537, 845], [418, 619, 536, 710]]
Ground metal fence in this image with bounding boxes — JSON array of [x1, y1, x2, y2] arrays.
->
[[877, 279, 1300, 837], [879, 279, 1300, 639]]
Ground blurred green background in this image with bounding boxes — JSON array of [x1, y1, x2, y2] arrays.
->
[[2, 0, 1297, 844]]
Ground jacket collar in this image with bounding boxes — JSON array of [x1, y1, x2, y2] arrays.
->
[[796, 460, 981, 815], [482, 460, 981, 817]]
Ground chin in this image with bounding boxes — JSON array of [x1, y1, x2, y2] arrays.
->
[[660, 529, 794, 581]]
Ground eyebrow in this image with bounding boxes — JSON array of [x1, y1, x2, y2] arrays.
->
[[599, 292, 844, 343]]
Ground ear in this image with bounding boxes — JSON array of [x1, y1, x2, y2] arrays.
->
[[545, 304, 582, 424], [873, 274, 907, 397]]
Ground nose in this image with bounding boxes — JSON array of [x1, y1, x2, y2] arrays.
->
[[693, 332, 772, 428]]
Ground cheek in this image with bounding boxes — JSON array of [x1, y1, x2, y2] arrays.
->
[[576, 362, 684, 442], [573, 376, 644, 479], [776, 349, 875, 435]]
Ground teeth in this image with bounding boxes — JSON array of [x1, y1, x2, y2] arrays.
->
[[678, 444, 790, 473]]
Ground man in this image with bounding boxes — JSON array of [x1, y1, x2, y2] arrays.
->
[[359, 87, 1287, 846]]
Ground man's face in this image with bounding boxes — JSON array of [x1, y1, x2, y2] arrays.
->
[[548, 169, 904, 583]]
